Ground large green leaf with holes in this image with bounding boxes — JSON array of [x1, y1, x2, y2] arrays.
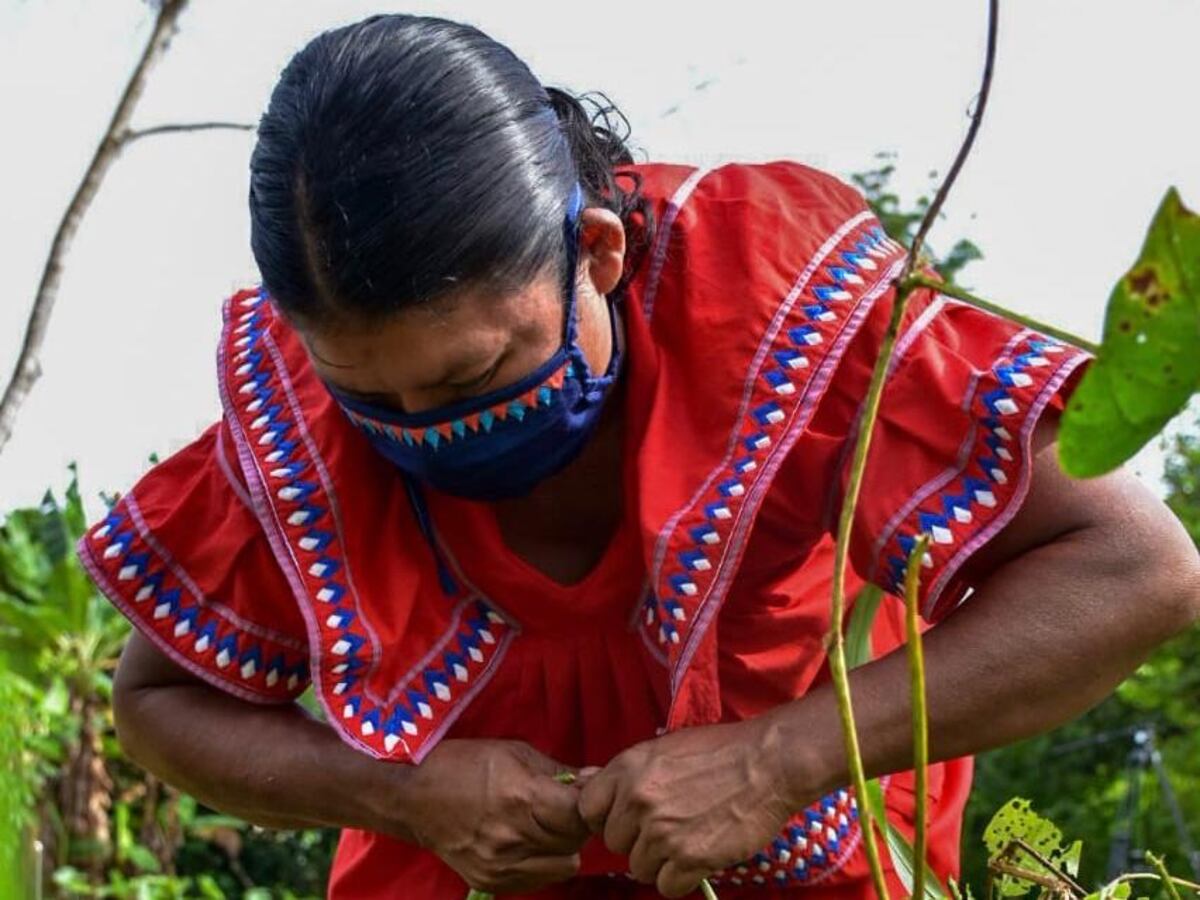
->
[[984, 798, 1082, 897], [1059, 188, 1200, 476]]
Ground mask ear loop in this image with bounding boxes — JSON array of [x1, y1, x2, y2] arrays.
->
[[561, 182, 585, 348], [402, 476, 460, 597], [561, 183, 623, 384]]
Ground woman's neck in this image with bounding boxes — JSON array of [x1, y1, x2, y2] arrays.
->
[[491, 385, 626, 585]]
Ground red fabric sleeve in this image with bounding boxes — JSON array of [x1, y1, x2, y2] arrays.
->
[[811, 285, 1091, 622], [77, 419, 311, 702]]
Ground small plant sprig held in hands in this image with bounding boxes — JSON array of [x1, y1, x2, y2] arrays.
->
[[463, 774, 722, 899]]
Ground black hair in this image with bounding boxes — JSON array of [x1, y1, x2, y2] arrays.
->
[[249, 13, 655, 326]]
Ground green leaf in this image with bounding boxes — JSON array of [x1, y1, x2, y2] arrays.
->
[[846, 584, 884, 669], [125, 843, 161, 875], [42, 678, 69, 717], [52, 865, 95, 894], [983, 798, 1079, 896], [864, 779, 950, 900], [1062, 839, 1083, 878], [64, 464, 88, 541], [1084, 880, 1132, 900], [1060, 188, 1200, 476]]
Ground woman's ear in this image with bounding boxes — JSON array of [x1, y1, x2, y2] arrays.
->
[[579, 207, 626, 296]]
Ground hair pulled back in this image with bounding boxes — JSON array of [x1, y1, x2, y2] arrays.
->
[[249, 13, 655, 325]]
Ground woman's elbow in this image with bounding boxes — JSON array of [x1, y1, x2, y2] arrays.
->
[[110, 631, 201, 769], [111, 651, 159, 769], [1124, 500, 1200, 641]]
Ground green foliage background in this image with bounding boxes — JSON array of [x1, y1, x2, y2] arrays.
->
[[0, 472, 335, 898]]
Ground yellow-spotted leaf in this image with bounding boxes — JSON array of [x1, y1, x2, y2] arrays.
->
[[1059, 188, 1200, 476]]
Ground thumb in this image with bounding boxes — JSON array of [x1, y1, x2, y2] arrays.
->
[[573, 766, 602, 787], [513, 742, 577, 779], [577, 769, 618, 835]]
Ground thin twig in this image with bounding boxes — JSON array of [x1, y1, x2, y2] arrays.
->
[[120, 121, 254, 144], [825, 2, 1001, 897], [1011, 838, 1085, 897], [899, 0, 999, 285], [1108, 872, 1200, 894], [1149, 852, 1186, 900], [905, 275, 1100, 354], [904, 535, 932, 900], [0, 0, 193, 454], [987, 860, 1068, 892]]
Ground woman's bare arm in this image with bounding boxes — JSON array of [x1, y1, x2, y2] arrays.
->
[[113, 631, 411, 834], [774, 416, 1200, 795], [113, 633, 592, 893], [578, 416, 1200, 897]]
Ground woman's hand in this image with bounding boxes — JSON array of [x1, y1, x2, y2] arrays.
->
[[578, 718, 795, 898], [400, 739, 590, 895]]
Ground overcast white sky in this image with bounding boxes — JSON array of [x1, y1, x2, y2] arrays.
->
[[2, 0, 1198, 515]]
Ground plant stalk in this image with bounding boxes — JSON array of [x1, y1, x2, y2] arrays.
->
[[899, 0, 999, 285], [826, 279, 918, 900], [1148, 852, 1186, 900], [904, 535, 932, 900], [1106, 872, 1200, 894], [904, 275, 1100, 355]]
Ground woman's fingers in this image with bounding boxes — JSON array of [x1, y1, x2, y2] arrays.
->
[[657, 860, 711, 900], [470, 852, 582, 895], [581, 771, 641, 857], [626, 827, 665, 884], [527, 777, 590, 845], [577, 767, 619, 836], [601, 794, 642, 860]]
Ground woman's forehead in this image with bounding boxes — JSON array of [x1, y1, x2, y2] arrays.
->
[[303, 274, 562, 388]]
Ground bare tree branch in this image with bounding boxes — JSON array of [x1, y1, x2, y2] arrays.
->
[[0, 0, 192, 454], [120, 121, 254, 145]]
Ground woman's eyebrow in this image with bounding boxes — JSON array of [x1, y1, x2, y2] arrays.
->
[[438, 353, 503, 387], [304, 337, 358, 370], [330, 352, 503, 403]]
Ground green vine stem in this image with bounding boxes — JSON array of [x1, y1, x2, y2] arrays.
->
[[904, 535, 932, 900], [826, 280, 916, 900], [1147, 852, 1186, 900], [904, 274, 1100, 355], [825, 1, 1000, 896], [1106, 871, 1200, 895]]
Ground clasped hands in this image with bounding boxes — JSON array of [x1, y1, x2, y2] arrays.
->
[[409, 718, 798, 897]]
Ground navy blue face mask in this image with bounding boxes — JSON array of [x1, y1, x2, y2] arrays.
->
[[329, 183, 623, 502]]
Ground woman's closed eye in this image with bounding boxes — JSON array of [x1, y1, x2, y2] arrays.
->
[[446, 357, 503, 396]]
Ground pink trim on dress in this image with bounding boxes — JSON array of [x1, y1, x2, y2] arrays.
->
[[924, 351, 1089, 619], [78, 536, 286, 705]]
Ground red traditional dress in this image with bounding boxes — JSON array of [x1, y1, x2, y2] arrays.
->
[[78, 161, 1089, 898]]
